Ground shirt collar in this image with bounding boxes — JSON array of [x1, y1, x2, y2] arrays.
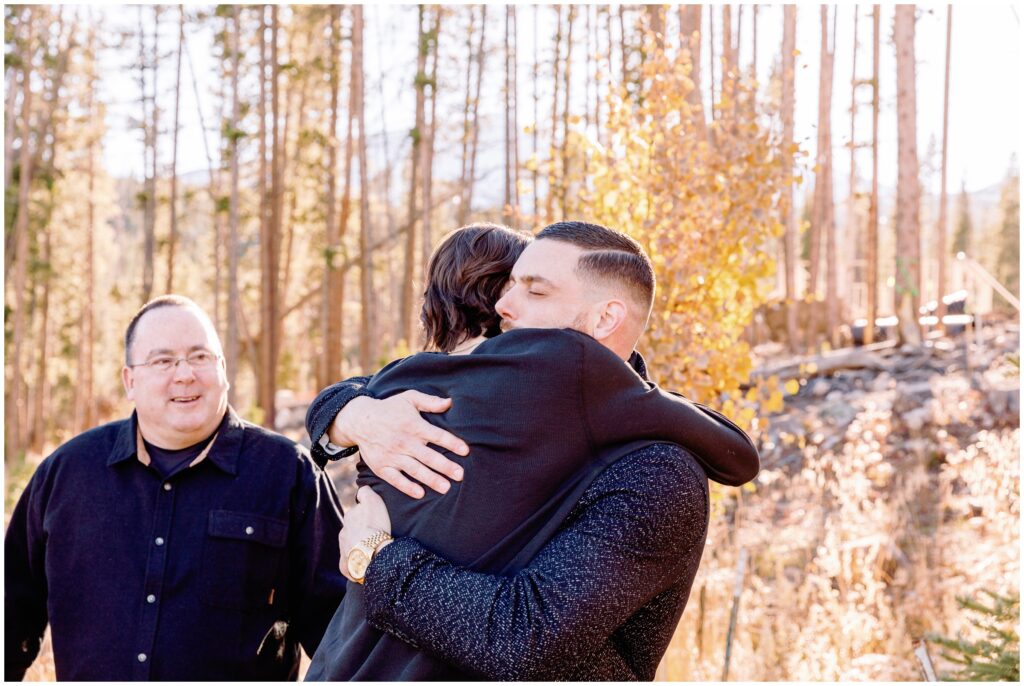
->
[[107, 407, 245, 475], [628, 350, 650, 381]]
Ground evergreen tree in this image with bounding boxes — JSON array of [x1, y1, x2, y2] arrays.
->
[[952, 179, 972, 256], [927, 590, 1020, 682], [993, 165, 1020, 299]]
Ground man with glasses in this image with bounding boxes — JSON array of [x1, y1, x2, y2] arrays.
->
[[5, 295, 347, 680]]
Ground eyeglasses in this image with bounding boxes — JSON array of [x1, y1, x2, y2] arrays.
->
[[128, 350, 221, 373]]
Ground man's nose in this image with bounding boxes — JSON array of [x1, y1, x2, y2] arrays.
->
[[495, 290, 515, 323], [171, 358, 197, 382]]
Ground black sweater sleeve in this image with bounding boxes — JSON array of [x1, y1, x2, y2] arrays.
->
[[363, 445, 709, 680], [304, 375, 373, 468], [580, 335, 760, 486]]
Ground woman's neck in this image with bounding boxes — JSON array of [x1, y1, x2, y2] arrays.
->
[[449, 334, 488, 356]]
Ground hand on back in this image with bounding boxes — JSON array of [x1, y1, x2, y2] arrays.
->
[[329, 391, 469, 499]]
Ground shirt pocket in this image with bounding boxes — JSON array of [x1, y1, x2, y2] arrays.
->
[[201, 509, 289, 611]]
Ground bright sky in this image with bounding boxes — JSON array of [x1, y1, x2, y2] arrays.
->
[[95, 3, 1022, 202]]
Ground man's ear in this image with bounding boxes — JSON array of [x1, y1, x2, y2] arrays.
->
[[122, 366, 135, 400], [592, 299, 628, 342]]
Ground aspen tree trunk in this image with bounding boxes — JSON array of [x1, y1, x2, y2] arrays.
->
[[511, 6, 519, 215], [810, 7, 835, 307], [811, 7, 837, 349], [465, 5, 487, 221], [400, 6, 426, 347], [584, 6, 592, 137], [546, 6, 563, 224], [255, 6, 270, 406], [420, 7, 440, 319], [457, 6, 476, 226], [31, 217, 51, 454], [752, 5, 758, 75], [532, 5, 540, 218], [355, 5, 376, 372], [846, 8, 859, 334], [600, 5, 612, 148], [722, 5, 733, 86], [337, 12, 357, 361], [937, 7, 952, 320], [7, 8, 35, 462], [145, 6, 160, 303], [866, 5, 881, 345], [267, 5, 283, 426], [782, 6, 799, 351], [736, 5, 743, 68], [708, 8, 716, 117], [647, 4, 664, 48], [679, 6, 704, 135], [894, 5, 922, 346], [560, 6, 575, 216], [166, 6, 184, 294], [226, 5, 241, 403], [617, 5, 627, 86], [504, 5, 514, 215], [825, 8, 840, 348], [321, 5, 343, 387], [76, 22, 98, 433]]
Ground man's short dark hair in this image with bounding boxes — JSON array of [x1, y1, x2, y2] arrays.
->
[[125, 294, 206, 365], [421, 223, 530, 352], [536, 221, 655, 316]]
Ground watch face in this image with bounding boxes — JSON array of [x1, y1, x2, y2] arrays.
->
[[348, 549, 370, 580]]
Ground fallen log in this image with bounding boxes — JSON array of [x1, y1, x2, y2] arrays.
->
[[750, 343, 896, 384]]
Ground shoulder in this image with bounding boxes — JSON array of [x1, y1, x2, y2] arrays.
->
[[594, 443, 707, 501], [577, 444, 709, 548], [44, 419, 129, 469], [475, 328, 596, 357], [22, 419, 130, 496], [236, 419, 314, 469]]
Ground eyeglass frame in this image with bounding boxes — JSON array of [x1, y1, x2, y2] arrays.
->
[[126, 349, 223, 373]]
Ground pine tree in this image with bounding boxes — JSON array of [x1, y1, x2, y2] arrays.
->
[[927, 591, 1020, 682], [952, 180, 972, 256], [994, 165, 1020, 299]]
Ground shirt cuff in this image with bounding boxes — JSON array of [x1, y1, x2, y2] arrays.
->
[[317, 428, 360, 460], [318, 432, 345, 455]]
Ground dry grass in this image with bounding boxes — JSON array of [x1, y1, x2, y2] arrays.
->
[[656, 363, 1019, 681]]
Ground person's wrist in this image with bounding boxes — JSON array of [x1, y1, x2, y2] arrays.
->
[[330, 395, 376, 447]]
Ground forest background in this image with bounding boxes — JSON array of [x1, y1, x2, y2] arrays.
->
[[4, 2, 1021, 681]]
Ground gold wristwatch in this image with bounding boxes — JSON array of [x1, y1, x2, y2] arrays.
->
[[347, 530, 394, 585]]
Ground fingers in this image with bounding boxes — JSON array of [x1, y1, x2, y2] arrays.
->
[[406, 442, 464, 482], [423, 424, 470, 457], [377, 467, 426, 500], [403, 390, 452, 414], [392, 453, 452, 495]]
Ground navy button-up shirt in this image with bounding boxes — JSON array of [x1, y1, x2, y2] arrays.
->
[[4, 407, 347, 681]]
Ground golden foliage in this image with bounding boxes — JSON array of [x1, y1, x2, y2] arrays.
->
[[563, 44, 793, 425]]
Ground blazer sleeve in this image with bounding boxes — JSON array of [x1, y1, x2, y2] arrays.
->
[[581, 339, 760, 486], [305, 375, 373, 468], [362, 446, 709, 680]]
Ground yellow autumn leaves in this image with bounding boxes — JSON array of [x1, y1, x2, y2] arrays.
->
[[555, 41, 797, 430]]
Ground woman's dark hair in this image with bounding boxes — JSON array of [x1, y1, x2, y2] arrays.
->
[[421, 223, 530, 352]]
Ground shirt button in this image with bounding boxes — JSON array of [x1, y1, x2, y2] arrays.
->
[[138, 653, 147, 663], [163, 483, 172, 491], [146, 594, 156, 604], [155, 537, 164, 546], [245, 526, 254, 535]]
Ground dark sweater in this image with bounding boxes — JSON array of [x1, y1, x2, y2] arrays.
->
[[304, 329, 756, 680]]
